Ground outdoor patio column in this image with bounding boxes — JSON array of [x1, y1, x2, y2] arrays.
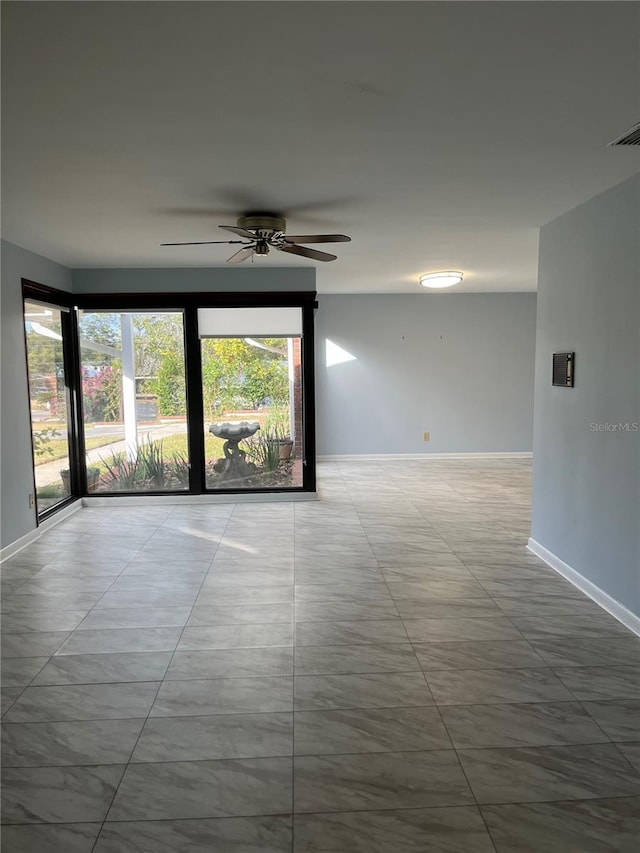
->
[[120, 313, 138, 459]]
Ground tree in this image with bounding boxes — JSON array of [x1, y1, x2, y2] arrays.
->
[[79, 312, 188, 420], [24, 319, 66, 418], [243, 352, 288, 408], [78, 313, 123, 422], [79, 313, 121, 348], [134, 314, 186, 416], [82, 365, 121, 422], [200, 338, 289, 418], [133, 314, 184, 381], [76, 312, 292, 422], [153, 351, 187, 416], [201, 339, 245, 418]]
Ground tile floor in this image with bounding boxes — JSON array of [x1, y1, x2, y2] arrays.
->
[[1, 458, 639, 852]]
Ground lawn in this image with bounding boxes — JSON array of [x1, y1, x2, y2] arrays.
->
[[34, 429, 231, 471], [34, 435, 120, 465]]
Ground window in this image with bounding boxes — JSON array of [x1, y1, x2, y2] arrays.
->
[[78, 311, 189, 493], [198, 307, 304, 491], [22, 286, 316, 509], [24, 301, 74, 516]]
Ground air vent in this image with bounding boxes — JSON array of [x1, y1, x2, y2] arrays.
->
[[608, 122, 640, 146]]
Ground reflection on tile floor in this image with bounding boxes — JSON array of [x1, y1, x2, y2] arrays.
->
[[1, 458, 640, 851]]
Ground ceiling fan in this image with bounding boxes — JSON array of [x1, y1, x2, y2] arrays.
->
[[161, 213, 351, 263]]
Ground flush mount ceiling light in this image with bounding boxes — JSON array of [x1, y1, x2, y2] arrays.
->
[[420, 271, 464, 289]]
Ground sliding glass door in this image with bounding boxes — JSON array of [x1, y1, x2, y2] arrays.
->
[[24, 301, 74, 516]]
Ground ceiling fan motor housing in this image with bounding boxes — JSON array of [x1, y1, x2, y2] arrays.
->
[[237, 213, 286, 240]]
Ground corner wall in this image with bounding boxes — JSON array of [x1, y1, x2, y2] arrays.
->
[[1, 241, 73, 549], [531, 175, 640, 620], [315, 293, 537, 455]]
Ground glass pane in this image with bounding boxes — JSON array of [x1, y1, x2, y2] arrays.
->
[[24, 302, 71, 514], [78, 311, 189, 492], [202, 336, 303, 490]]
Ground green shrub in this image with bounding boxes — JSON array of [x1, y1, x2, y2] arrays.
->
[[170, 451, 190, 487], [100, 449, 143, 490], [99, 436, 190, 490], [33, 428, 58, 459], [152, 352, 187, 416], [137, 437, 167, 488], [244, 433, 281, 473]]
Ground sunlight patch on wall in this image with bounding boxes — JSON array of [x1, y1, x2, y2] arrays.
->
[[326, 339, 357, 367]]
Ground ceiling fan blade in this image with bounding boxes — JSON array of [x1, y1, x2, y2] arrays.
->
[[219, 225, 258, 239], [279, 244, 337, 262], [226, 246, 255, 264], [161, 240, 251, 246], [283, 234, 351, 244]]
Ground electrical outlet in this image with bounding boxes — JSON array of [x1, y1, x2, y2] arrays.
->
[[423, 432, 430, 441], [28, 493, 35, 508]]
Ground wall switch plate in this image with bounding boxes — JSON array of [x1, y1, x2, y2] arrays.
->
[[423, 432, 430, 441]]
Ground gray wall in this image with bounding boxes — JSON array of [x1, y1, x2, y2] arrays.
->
[[1, 240, 72, 549], [531, 175, 640, 618], [72, 267, 315, 293], [315, 293, 537, 455]]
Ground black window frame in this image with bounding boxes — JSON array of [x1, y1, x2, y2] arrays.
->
[[22, 280, 85, 521], [21, 281, 317, 510]]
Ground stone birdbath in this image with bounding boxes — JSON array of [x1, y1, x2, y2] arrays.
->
[[209, 420, 260, 481]]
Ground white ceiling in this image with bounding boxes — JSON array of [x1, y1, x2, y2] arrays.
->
[[2, 1, 639, 293]]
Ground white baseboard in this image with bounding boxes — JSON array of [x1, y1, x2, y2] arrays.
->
[[82, 491, 317, 507], [318, 452, 533, 462], [0, 500, 82, 563], [527, 538, 640, 637]]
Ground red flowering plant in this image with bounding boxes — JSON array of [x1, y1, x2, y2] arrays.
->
[[82, 365, 121, 422]]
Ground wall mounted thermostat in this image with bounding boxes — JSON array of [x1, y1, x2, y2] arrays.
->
[[552, 352, 574, 387]]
